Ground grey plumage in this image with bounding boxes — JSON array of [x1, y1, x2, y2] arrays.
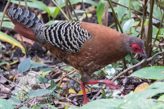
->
[[8, 5, 43, 30], [7, 5, 92, 53]]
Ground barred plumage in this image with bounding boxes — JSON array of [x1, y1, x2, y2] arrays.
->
[[42, 21, 92, 52], [7, 4, 45, 43], [7, 5, 92, 53], [7, 5, 43, 30]]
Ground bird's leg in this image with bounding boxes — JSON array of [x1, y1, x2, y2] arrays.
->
[[80, 82, 89, 104], [81, 79, 119, 104]]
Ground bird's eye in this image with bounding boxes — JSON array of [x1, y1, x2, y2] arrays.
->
[[133, 47, 138, 51]]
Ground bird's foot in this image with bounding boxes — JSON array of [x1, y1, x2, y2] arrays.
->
[[80, 79, 119, 104], [98, 80, 119, 89], [80, 82, 89, 104], [82, 96, 89, 104], [84, 79, 119, 89]]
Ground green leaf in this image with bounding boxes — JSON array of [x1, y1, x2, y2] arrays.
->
[[81, 99, 124, 109], [151, 4, 162, 19], [1, 21, 14, 29], [18, 58, 46, 73], [158, 94, 164, 102], [48, 7, 60, 18], [58, 0, 97, 7], [130, 0, 142, 11], [114, 0, 130, 21], [8, 96, 21, 105], [123, 99, 157, 109], [0, 61, 8, 66], [80, 82, 164, 109], [151, 103, 164, 109], [31, 104, 58, 109], [0, 31, 25, 54], [0, 99, 14, 109], [31, 61, 46, 69], [61, 65, 74, 72], [96, 0, 105, 24], [18, 58, 31, 73], [123, 18, 135, 33], [0, 12, 14, 29], [131, 66, 164, 80], [80, 98, 163, 109], [125, 85, 164, 109], [28, 89, 52, 98], [126, 82, 164, 100], [152, 26, 159, 38], [158, 28, 164, 38], [0, 12, 13, 28]]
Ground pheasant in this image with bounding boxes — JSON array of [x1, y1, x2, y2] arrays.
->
[[5, 4, 146, 104]]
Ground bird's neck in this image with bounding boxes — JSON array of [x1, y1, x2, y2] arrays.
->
[[122, 34, 131, 53]]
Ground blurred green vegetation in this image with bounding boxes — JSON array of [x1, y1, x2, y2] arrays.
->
[[0, 0, 163, 109]]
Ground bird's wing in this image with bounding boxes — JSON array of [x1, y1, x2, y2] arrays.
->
[[41, 21, 92, 53]]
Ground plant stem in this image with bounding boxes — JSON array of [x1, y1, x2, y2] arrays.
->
[[0, 0, 11, 30], [51, 0, 70, 20], [146, 0, 154, 57]]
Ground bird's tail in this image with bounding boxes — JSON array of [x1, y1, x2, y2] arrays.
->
[[6, 3, 43, 33], [5, 3, 46, 43]]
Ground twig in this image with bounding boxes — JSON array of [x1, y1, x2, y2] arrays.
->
[[51, 0, 69, 20], [107, 0, 122, 32], [112, 51, 164, 81], [67, 0, 79, 21], [82, 0, 88, 20], [153, 14, 164, 44], [65, 0, 73, 20], [146, 51, 164, 62], [140, 0, 148, 39], [91, 89, 102, 100], [0, 0, 11, 30]]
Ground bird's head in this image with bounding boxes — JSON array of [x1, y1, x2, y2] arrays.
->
[[127, 37, 147, 58]]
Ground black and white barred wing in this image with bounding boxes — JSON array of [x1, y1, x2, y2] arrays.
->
[[41, 21, 92, 53]]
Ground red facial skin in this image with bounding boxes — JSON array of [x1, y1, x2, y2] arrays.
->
[[131, 43, 147, 58], [131, 43, 143, 53]]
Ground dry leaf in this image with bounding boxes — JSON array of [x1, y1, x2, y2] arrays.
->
[[68, 88, 77, 94], [77, 88, 89, 95], [134, 82, 149, 92]]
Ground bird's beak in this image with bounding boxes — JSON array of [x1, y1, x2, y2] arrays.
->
[[139, 50, 147, 59]]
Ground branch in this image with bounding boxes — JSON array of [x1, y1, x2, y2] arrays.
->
[[112, 51, 164, 81]]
